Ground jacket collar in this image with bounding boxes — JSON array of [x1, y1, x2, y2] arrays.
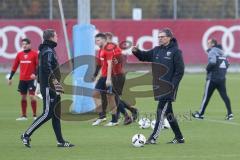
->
[[43, 40, 57, 49]]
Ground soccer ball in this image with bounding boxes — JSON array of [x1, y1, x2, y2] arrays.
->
[[138, 118, 150, 129], [163, 118, 171, 129], [150, 118, 171, 130], [5, 73, 10, 80], [131, 134, 146, 147], [150, 120, 156, 129]]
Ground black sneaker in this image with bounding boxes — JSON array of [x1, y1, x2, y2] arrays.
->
[[192, 111, 204, 119], [225, 114, 234, 120], [123, 116, 133, 125], [132, 108, 139, 121], [145, 138, 157, 145], [21, 134, 31, 148], [167, 138, 185, 144], [57, 141, 75, 147]]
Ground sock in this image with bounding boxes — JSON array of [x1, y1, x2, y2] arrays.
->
[[116, 108, 121, 119], [31, 99, 37, 117], [118, 101, 127, 115], [111, 114, 118, 123], [121, 100, 136, 113], [99, 112, 106, 119], [21, 99, 27, 117]]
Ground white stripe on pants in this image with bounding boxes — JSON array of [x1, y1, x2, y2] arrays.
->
[[199, 80, 210, 114], [26, 87, 50, 135], [153, 102, 168, 140]]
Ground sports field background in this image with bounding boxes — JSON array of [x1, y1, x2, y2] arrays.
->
[[0, 72, 240, 160]]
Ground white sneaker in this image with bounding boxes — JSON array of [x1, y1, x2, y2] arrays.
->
[[92, 118, 107, 126], [104, 121, 119, 127], [33, 116, 37, 120], [16, 117, 28, 121]]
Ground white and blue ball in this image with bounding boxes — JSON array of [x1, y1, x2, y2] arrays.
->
[[138, 118, 151, 129], [131, 134, 146, 147], [150, 119, 156, 129]]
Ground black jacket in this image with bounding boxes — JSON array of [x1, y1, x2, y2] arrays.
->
[[38, 40, 61, 89], [132, 38, 185, 101]]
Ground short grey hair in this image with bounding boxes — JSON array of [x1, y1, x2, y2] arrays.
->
[[159, 28, 174, 38], [43, 29, 55, 40]]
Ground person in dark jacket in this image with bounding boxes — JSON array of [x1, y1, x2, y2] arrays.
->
[[21, 29, 74, 148], [192, 39, 233, 120], [132, 28, 185, 144]]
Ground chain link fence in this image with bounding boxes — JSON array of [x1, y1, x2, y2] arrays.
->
[[0, 0, 239, 19]]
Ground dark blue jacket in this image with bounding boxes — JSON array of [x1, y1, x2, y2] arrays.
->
[[38, 40, 61, 89], [206, 46, 229, 81], [132, 38, 184, 101]]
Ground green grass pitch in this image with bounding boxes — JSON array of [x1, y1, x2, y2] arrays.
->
[[0, 72, 240, 160]]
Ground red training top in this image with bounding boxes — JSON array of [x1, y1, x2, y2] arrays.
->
[[111, 44, 124, 75], [97, 43, 125, 77], [99, 47, 114, 77], [11, 50, 38, 81]]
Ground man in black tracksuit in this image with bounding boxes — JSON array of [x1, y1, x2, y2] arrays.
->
[[192, 39, 233, 120], [132, 28, 185, 144], [21, 29, 74, 148]]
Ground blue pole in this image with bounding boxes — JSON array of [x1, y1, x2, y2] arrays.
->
[[72, 24, 96, 113]]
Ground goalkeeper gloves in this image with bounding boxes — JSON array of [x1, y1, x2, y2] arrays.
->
[[52, 79, 64, 95]]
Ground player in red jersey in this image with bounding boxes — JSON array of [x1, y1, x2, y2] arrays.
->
[[93, 33, 119, 126], [92, 39, 132, 125], [92, 32, 138, 126], [92, 50, 108, 123], [105, 32, 138, 123], [8, 38, 38, 121]]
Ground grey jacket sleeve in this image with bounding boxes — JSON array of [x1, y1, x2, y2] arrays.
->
[[172, 50, 185, 88], [206, 50, 217, 72]]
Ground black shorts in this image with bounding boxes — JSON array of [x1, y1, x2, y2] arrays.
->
[[18, 80, 36, 95], [95, 77, 107, 92], [94, 76, 117, 94], [112, 74, 125, 96]]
